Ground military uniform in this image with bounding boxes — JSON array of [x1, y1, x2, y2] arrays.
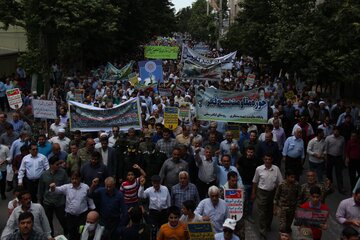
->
[[78, 147, 94, 163], [274, 181, 301, 233], [300, 182, 330, 204]]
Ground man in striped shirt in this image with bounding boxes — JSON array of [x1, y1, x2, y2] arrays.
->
[[120, 164, 146, 208]]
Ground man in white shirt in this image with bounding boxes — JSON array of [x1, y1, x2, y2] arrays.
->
[[49, 117, 66, 136], [50, 171, 95, 240], [49, 129, 70, 152], [138, 175, 170, 230], [252, 153, 283, 240], [307, 129, 326, 182], [18, 143, 49, 203]]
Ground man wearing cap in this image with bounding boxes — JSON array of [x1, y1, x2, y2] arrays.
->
[[138, 175, 171, 230], [49, 129, 71, 153], [18, 142, 49, 203], [214, 218, 240, 240]]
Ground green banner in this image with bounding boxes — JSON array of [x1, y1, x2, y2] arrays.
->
[[144, 46, 179, 59]]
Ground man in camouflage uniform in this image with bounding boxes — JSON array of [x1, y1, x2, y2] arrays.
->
[[274, 169, 301, 233], [78, 138, 96, 163], [300, 170, 331, 204]]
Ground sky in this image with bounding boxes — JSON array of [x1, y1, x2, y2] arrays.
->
[[171, 0, 195, 12]]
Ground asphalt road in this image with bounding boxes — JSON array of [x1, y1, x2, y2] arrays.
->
[[0, 159, 351, 239]]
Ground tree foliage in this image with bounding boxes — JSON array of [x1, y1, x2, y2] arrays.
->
[[0, 0, 176, 74], [223, 0, 360, 83]]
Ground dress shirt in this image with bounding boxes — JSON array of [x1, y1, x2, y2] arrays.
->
[[54, 183, 95, 215], [155, 138, 177, 158], [307, 137, 326, 163], [195, 198, 229, 233], [171, 183, 200, 209], [98, 148, 108, 166], [214, 157, 243, 187], [318, 124, 333, 137], [324, 134, 345, 157], [49, 136, 71, 152], [10, 120, 24, 134], [196, 155, 216, 183], [89, 188, 127, 226], [282, 136, 305, 159], [252, 164, 283, 191], [272, 127, 286, 150], [220, 139, 238, 156], [0, 144, 10, 172], [138, 185, 171, 210], [1, 203, 51, 239], [159, 158, 189, 189], [18, 153, 49, 184], [336, 197, 360, 231], [9, 139, 28, 161]]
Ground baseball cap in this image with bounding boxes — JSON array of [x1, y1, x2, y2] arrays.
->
[[223, 218, 236, 231]]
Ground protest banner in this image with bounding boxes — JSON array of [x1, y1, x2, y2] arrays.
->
[[102, 61, 134, 82], [181, 45, 236, 70], [187, 222, 214, 240], [6, 88, 22, 110], [32, 99, 57, 119], [224, 189, 244, 221], [294, 208, 329, 228], [164, 107, 179, 130], [195, 87, 268, 124], [227, 123, 241, 141], [69, 98, 141, 132], [181, 60, 222, 80], [178, 105, 191, 121], [193, 42, 210, 55], [139, 60, 163, 84], [144, 46, 179, 59]]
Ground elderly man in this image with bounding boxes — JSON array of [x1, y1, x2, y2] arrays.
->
[[79, 211, 105, 240], [171, 171, 200, 209], [89, 177, 127, 239], [195, 146, 217, 199], [48, 129, 70, 152], [159, 146, 189, 190], [282, 128, 305, 181], [48, 143, 68, 163], [220, 131, 238, 157], [195, 185, 229, 233], [6, 212, 48, 240], [300, 170, 330, 204], [1, 190, 52, 240], [18, 142, 49, 203]]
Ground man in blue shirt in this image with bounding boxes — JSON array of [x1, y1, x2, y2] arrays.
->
[[215, 154, 243, 187], [283, 128, 305, 181], [89, 176, 127, 240], [37, 134, 52, 158]]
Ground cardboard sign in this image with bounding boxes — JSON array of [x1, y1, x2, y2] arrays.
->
[[294, 208, 329, 228], [224, 189, 244, 221], [32, 99, 57, 119], [144, 46, 179, 59], [178, 105, 190, 121], [6, 88, 22, 109], [245, 74, 256, 86], [164, 107, 179, 130], [187, 222, 214, 240]]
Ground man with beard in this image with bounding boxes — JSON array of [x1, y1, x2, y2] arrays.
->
[[6, 212, 48, 240]]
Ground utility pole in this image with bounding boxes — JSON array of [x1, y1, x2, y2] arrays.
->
[[217, 0, 222, 49]]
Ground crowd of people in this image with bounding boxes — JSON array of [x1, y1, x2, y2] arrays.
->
[[0, 38, 360, 240]]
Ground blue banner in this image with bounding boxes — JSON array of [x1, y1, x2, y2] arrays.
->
[[138, 60, 163, 84]]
